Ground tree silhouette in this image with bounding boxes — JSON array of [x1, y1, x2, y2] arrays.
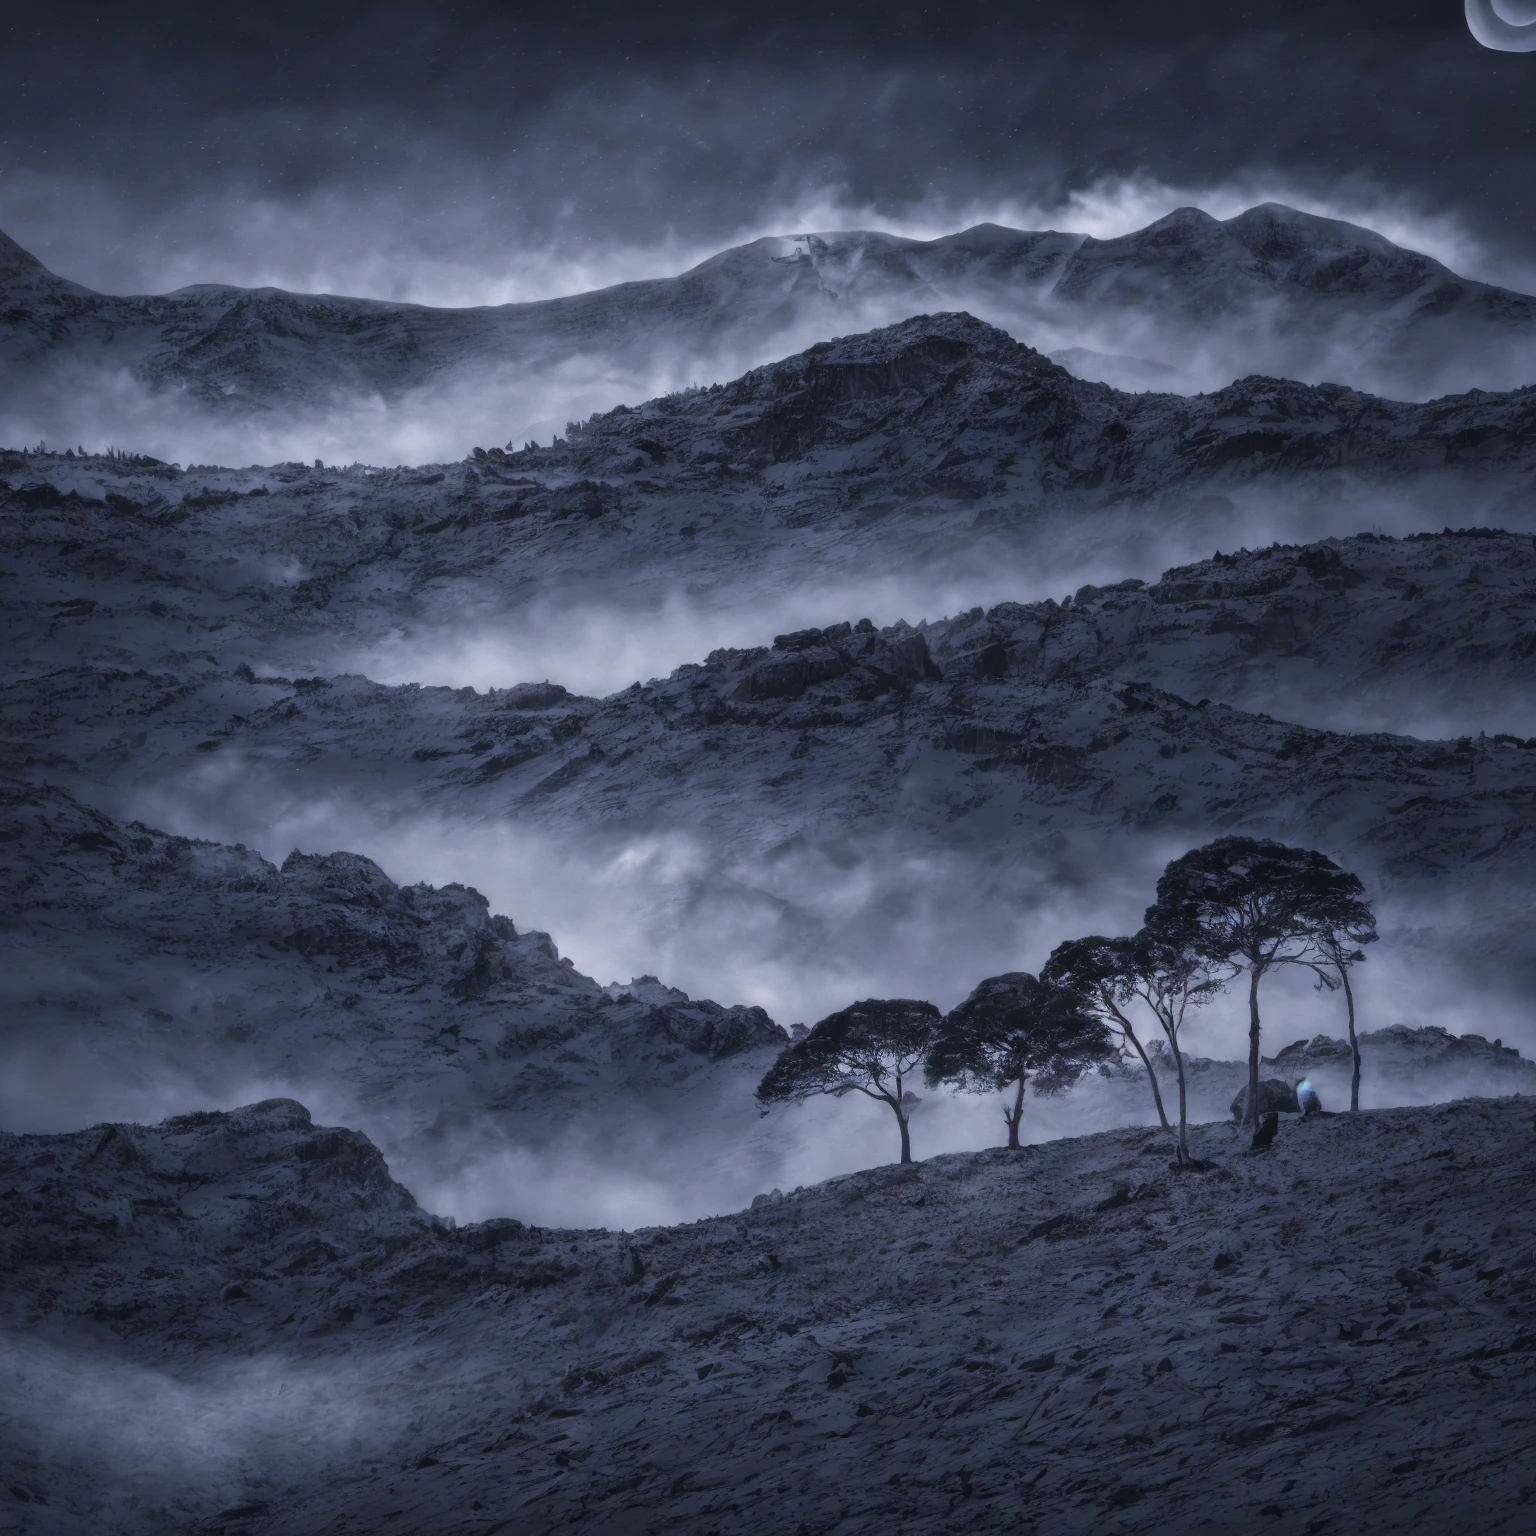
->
[[1148, 837, 1375, 1128], [1041, 936, 1171, 1131], [1305, 921, 1378, 1112], [755, 998, 941, 1164], [924, 972, 1114, 1149], [1121, 928, 1226, 1165]]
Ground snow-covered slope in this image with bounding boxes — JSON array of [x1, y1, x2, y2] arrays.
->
[[4, 1093, 1534, 1534], [7, 205, 1536, 462]]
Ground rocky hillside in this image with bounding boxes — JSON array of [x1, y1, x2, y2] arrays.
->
[[6, 204, 1536, 450], [5, 313, 1536, 697], [5, 773, 1532, 1220], [0, 781, 787, 1225], [6, 525, 1534, 1026], [3, 1094, 1534, 1534]]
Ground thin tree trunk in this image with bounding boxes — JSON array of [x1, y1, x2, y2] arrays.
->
[[1172, 1032, 1190, 1165], [1121, 1020, 1171, 1131], [1004, 1076, 1025, 1150], [1341, 961, 1360, 1112], [897, 1109, 912, 1164], [1245, 966, 1263, 1129]]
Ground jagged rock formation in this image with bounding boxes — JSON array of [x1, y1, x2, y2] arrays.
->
[[7, 204, 1536, 455], [3, 1094, 1534, 1533], [0, 781, 786, 1221], [1269, 1024, 1536, 1093]]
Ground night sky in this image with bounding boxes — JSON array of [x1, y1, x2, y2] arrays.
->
[[2, 2, 1533, 299]]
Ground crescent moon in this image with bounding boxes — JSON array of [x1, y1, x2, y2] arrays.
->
[[1466, 0, 1536, 50]]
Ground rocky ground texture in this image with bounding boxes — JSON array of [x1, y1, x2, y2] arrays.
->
[[3, 1095, 1534, 1535]]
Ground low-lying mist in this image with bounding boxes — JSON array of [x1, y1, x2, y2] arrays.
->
[[336, 496, 1536, 739], [90, 769, 1536, 1229], [11, 171, 1536, 467], [13, 293, 1536, 470], [1, 1330, 408, 1528], [4, 769, 1528, 1236]]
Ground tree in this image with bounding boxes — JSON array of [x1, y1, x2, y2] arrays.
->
[[755, 998, 941, 1164], [1305, 919, 1378, 1112], [1120, 928, 1226, 1165], [1040, 936, 1171, 1131], [1148, 838, 1376, 1129], [924, 972, 1115, 1149]]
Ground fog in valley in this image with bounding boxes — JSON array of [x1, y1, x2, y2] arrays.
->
[[12, 164, 1536, 468], [7, 6, 1536, 1531], [5, 748, 1526, 1232]]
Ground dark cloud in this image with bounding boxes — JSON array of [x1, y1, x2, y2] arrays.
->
[[1, 2, 1533, 298]]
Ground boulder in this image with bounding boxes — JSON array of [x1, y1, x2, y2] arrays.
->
[[1230, 1079, 1302, 1121]]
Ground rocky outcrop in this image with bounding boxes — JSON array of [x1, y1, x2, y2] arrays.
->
[[1229, 1079, 1304, 1121], [0, 782, 788, 1217], [0, 1098, 567, 1346], [1272, 1024, 1536, 1090]]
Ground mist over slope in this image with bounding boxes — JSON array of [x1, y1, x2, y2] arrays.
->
[[6, 520, 1534, 1029], [5, 310, 1533, 1111], [0, 779, 794, 1227], [5, 773, 1533, 1229], [5, 230, 1536, 1533], [8, 203, 1536, 461], [4, 1094, 1534, 1534], [6, 311, 1536, 704]]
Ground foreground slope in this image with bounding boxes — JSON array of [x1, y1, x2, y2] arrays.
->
[[2, 1096, 1533, 1534]]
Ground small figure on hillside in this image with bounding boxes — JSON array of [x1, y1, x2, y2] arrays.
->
[[1250, 1111, 1280, 1151], [1297, 1078, 1324, 1117], [1230, 1079, 1300, 1122]]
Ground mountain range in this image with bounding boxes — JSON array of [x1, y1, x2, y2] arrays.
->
[[8, 204, 1536, 463], [6, 310, 1536, 696], [5, 308, 1535, 1046], [7, 206, 1536, 1532]]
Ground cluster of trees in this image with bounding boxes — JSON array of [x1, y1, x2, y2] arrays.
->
[[756, 836, 1376, 1164]]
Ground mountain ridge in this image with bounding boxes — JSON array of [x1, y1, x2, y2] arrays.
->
[[7, 203, 1536, 464]]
